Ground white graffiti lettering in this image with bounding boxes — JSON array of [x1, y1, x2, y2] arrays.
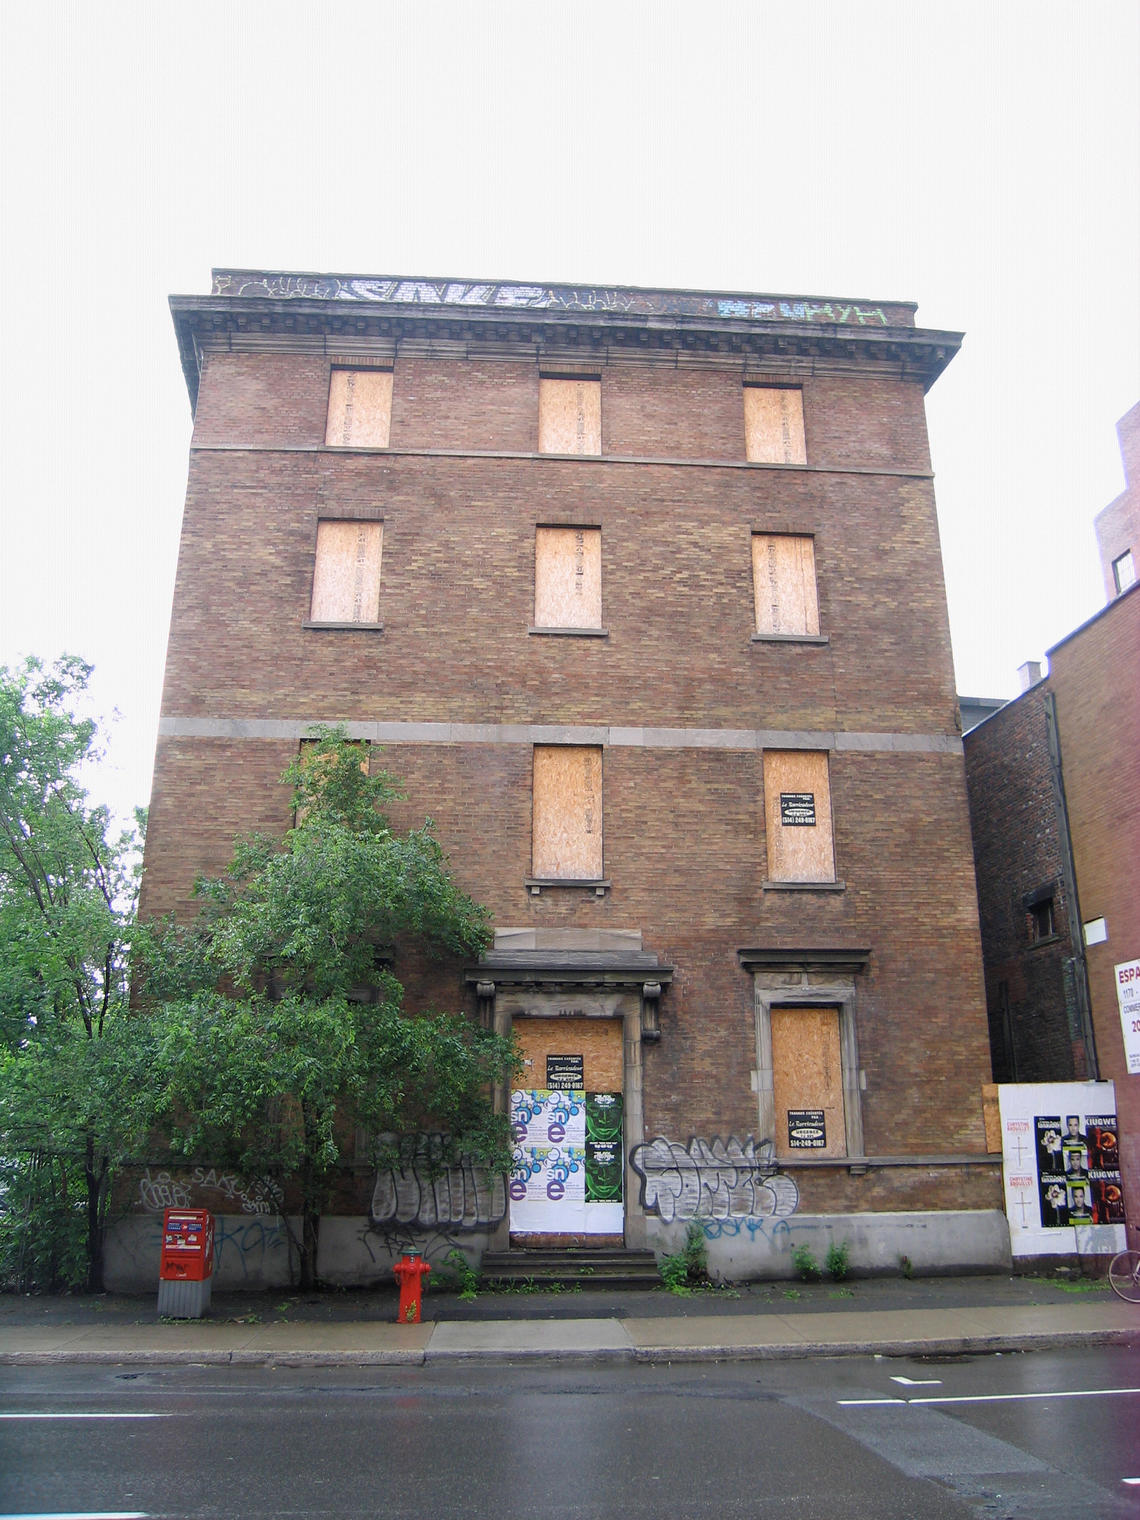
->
[[629, 1135, 799, 1222], [370, 1134, 507, 1230], [137, 1166, 282, 1216]]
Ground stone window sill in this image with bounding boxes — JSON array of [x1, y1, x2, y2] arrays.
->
[[751, 632, 830, 645], [525, 877, 611, 898], [761, 879, 846, 893], [528, 627, 609, 638], [303, 620, 384, 631]]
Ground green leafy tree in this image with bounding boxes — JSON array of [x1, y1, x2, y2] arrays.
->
[[141, 730, 515, 1289], [0, 656, 152, 1291]]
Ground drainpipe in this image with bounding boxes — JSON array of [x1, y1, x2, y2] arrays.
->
[[1043, 691, 1099, 1077]]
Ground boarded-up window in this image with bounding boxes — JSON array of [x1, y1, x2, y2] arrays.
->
[[309, 520, 383, 624], [744, 386, 806, 464], [763, 750, 834, 882], [539, 377, 601, 455], [534, 527, 602, 629], [771, 1006, 847, 1159], [532, 746, 603, 880], [325, 369, 393, 448], [752, 534, 820, 636]]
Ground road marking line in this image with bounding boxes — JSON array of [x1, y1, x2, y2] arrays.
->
[[890, 1376, 942, 1385], [841, 1386, 1140, 1409], [0, 1512, 150, 1519], [911, 1387, 1140, 1406], [838, 1397, 906, 1406], [0, 1413, 169, 1421]]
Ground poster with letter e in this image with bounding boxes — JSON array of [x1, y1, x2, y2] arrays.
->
[[1115, 959, 1140, 1074]]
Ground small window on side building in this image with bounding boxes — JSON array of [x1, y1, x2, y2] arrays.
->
[[743, 385, 806, 464], [533, 526, 603, 631], [532, 746, 603, 881], [309, 520, 383, 625], [763, 750, 835, 883], [325, 369, 393, 448], [1029, 898, 1056, 942], [1113, 549, 1135, 595], [752, 534, 820, 637], [539, 376, 601, 455]]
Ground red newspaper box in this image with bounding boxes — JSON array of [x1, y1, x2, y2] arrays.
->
[[157, 1208, 215, 1318]]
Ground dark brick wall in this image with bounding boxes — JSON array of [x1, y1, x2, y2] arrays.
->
[[963, 688, 1084, 1083]]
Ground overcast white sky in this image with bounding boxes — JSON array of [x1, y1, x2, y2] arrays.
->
[[1, 1, 1137, 822]]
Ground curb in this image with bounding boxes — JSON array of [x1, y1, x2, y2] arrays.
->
[[1, 1327, 1133, 1369]]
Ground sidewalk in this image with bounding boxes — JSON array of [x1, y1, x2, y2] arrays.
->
[[3, 1274, 1136, 1367]]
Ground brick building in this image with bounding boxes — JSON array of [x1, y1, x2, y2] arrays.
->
[[123, 270, 1005, 1287], [964, 402, 1140, 1240]]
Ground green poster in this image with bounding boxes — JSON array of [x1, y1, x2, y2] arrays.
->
[[586, 1093, 623, 1202]]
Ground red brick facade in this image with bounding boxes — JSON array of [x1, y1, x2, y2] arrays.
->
[[1049, 586, 1140, 1224], [140, 271, 1001, 1275]]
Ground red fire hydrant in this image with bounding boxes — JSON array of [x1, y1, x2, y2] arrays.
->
[[393, 1252, 431, 1323]]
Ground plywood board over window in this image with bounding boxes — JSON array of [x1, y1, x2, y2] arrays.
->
[[532, 746, 603, 879], [770, 1006, 847, 1159], [763, 750, 834, 881], [744, 386, 806, 464], [534, 527, 602, 628], [310, 520, 383, 623], [325, 369, 393, 448], [539, 377, 601, 455], [752, 534, 819, 636]]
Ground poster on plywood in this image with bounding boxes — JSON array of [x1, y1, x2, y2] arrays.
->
[[509, 1089, 623, 1233], [998, 1082, 1126, 1256]]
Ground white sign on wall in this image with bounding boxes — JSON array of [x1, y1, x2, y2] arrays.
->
[[1115, 959, 1140, 1075], [997, 1081, 1126, 1257]]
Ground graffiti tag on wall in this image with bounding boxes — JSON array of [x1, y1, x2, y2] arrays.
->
[[137, 1166, 283, 1216], [370, 1134, 506, 1231], [211, 271, 891, 327], [629, 1135, 799, 1222]]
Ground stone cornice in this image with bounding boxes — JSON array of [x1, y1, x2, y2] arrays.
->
[[170, 279, 962, 410]]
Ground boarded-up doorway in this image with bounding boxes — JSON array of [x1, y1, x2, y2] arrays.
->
[[770, 1005, 848, 1159], [510, 1017, 624, 1244]]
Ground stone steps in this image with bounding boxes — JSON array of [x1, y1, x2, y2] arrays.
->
[[480, 1248, 660, 1288]]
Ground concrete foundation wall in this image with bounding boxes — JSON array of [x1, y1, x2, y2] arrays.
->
[[648, 1209, 1012, 1282]]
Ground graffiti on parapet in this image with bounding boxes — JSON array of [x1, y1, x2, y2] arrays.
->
[[370, 1134, 507, 1231], [137, 1166, 283, 1216], [629, 1136, 799, 1222], [211, 272, 893, 327]]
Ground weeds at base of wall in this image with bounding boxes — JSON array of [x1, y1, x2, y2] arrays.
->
[[659, 1223, 710, 1295], [791, 1244, 822, 1282], [825, 1241, 851, 1281], [434, 1248, 480, 1300], [899, 1254, 914, 1280]]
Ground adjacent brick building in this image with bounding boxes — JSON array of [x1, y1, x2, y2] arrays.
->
[[965, 402, 1140, 1240], [123, 270, 1006, 1287]]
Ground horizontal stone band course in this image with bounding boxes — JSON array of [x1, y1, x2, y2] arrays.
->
[[158, 716, 962, 755]]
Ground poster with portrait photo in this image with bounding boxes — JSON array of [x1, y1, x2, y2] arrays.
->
[[1035, 1114, 1065, 1181], [1001, 1084, 1127, 1257], [1066, 1178, 1093, 1223]]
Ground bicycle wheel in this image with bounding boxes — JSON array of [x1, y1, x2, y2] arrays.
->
[[1108, 1249, 1140, 1302]]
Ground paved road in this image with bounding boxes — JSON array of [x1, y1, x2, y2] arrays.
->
[[3, 1347, 1139, 1518]]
